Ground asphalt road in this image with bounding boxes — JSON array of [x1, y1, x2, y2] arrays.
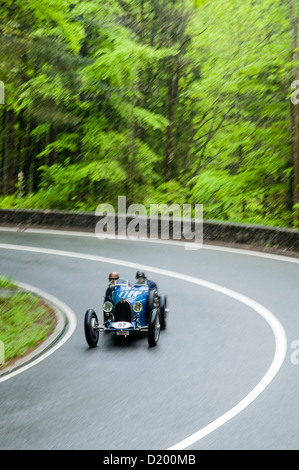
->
[[0, 228, 298, 450]]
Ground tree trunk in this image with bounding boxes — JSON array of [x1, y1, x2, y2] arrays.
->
[[3, 108, 17, 195], [23, 122, 34, 194], [165, 69, 178, 180]]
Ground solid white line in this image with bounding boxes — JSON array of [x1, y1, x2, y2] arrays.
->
[[0, 242, 288, 448], [202, 243, 299, 265], [0, 281, 77, 383], [167, 295, 287, 450], [0, 225, 298, 264], [0, 226, 203, 250]]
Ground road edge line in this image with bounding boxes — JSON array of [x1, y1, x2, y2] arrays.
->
[[0, 281, 77, 383]]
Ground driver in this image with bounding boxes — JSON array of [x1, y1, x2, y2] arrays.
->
[[135, 270, 158, 291], [105, 272, 119, 301]]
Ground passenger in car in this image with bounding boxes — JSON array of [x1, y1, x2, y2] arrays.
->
[[135, 270, 158, 291], [105, 272, 120, 301]]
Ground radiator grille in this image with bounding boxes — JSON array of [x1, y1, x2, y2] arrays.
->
[[114, 301, 133, 322]]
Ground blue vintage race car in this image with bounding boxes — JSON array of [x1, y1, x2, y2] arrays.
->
[[84, 279, 168, 348]]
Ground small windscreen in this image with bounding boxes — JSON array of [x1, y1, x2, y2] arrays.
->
[[134, 279, 147, 286], [116, 279, 129, 285]]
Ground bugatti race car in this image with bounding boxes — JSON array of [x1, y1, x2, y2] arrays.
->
[[84, 279, 168, 348]]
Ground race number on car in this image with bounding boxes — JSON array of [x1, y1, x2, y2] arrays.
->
[[112, 322, 132, 329]]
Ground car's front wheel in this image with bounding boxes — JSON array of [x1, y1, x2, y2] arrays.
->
[[84, 309, 99, 348], [148, 309, 160, 347]]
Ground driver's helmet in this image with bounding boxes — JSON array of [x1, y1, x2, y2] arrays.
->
[[109, 272, 119, 284], [136, 270, 146, 283]]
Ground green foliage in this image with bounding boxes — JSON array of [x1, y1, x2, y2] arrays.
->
[[0, 0, 298, 230], [0, 276, 17, 290], [0, 288, 56, 367]]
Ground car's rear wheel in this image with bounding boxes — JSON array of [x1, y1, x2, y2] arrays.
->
[[148, 309, 160, 347], [84, 309, 99, 348], [159, 294, 167, 330]]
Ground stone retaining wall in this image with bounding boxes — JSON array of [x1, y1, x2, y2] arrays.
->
[[0, 208, 298, 252]]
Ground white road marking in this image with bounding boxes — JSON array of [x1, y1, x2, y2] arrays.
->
[[0, 281, 77, 383], [0, 242, 288, 449], [0, 225, 298, 264]]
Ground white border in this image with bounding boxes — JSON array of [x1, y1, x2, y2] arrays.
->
[[0, 240, 288, 449]]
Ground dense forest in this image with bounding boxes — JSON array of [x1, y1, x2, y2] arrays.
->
[[1, 0, 299, 228]]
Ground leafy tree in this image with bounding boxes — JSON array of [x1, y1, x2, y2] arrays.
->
[[186, 0, 295, 226], [0, 0, 299, 229]]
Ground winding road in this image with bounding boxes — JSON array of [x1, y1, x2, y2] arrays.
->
[[0, 227, 299, 450]]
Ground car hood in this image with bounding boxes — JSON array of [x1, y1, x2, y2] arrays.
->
[[112, 285, 149, 306]]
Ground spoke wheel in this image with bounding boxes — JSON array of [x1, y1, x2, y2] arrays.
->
[[148, 309, 160, 347]]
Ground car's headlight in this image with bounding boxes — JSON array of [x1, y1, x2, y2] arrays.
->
[[103, 301, 113, 313], [133, 301, 143, 313]]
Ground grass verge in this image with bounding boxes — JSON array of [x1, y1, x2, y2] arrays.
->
[[0, 275, 57, 371]]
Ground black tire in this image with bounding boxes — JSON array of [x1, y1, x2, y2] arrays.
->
[[146, 289, 156, 322], [84, 309, 99, 348], [148, 309, 161, 347], [159, 294, 167, 330]]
